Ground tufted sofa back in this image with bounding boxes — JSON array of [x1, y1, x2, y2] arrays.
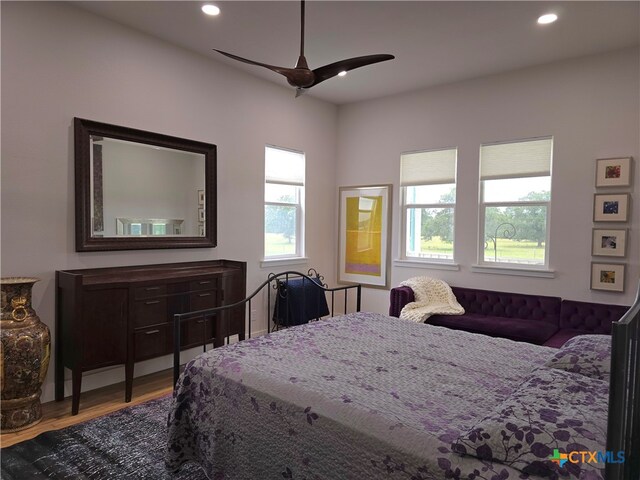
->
[[450, 287, 561, 326], [559, 300, 628, 334]]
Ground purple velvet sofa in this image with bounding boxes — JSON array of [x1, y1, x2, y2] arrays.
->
[[389, 285, 629, 348]]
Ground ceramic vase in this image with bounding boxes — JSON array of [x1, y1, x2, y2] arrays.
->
[[0, 277, 51, 432]]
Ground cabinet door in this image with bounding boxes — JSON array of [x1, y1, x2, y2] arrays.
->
[[82, 289, 127, 369], [218, 270, 246, 342]]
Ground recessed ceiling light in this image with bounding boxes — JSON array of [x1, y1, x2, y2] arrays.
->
[[202, 4, 220, 16], [338, 71, 347, 77], [537, 13, 558, 25]]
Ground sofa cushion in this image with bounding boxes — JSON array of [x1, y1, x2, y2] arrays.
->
[[543, 329, 590, 348], [451, 287, 561, 326], [429, 314, 558, 345], [559, 299, 628, 333]]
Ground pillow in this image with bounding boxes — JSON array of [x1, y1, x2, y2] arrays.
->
[[452, 367, 608, 479], [545, 334, 612, 381]]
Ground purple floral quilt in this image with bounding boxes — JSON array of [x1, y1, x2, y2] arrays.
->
[[166, 312, 559, 479], [544, 335, 612, 382], [453, 367, 609, 479]]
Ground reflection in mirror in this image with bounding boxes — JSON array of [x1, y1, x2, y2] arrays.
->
[[74, 117, 216, 251], [91, 136, 205, 238], [116, 218, 187, 236]]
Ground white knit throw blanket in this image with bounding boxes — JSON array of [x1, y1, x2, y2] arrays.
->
[[399, 276, 464, 323]]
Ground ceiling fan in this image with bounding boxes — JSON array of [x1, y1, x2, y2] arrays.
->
[[213, 0, 395, 97]]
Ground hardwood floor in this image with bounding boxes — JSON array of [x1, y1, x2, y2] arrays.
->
[[0, 368, 174, 448]]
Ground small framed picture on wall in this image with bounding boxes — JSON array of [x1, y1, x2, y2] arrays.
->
[[593, 193, 630, 222], [197, 189, 205, 206], [198, 207, 205, 222], [591, 262, 625, 292], [592, 228, 627, 257], [595, 157, 632, 188]]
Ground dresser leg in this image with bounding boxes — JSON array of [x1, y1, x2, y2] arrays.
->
[[125, 361, 134, 402], [71, 368, 82, 415]]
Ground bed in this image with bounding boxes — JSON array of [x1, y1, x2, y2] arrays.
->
[[166, 274, 638, 480]]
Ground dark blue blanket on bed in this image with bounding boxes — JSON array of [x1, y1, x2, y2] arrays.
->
[[273, 277, 330, 326]]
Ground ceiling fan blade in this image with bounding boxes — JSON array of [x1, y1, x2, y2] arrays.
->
[[214, 49, 317, 88], [213, 49, 295, 77], [310, 54, 395, 87]]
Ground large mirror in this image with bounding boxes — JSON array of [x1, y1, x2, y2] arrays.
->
[[74, 118, 216, 251]]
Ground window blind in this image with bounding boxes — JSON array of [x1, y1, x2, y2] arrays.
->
[[480, 137, 552, 181], [265, 146, 305, 186], [400, 148, 457, 186]]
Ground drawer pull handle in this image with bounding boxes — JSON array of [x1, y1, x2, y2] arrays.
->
[[196, 320, 205, 324], [145, 329, 160, 335], [145, 300, 160, 305], [145, 287, 161, 291], [198, 293, 211, 297], [199, 281, 211, 285]]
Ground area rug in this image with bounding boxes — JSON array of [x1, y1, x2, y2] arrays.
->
[[1, 395, 208, 479]]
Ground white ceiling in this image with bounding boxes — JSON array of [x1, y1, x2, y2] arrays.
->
[[74, 1, 639, 105]]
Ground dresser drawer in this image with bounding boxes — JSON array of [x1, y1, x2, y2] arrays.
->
[[190, 289, 218, 311], [189, 278, 218, 292], [133, 284, 167, 300], [134, 325, 168, 361], [181, 316, 216, 349], [133, 298, 167, 328]]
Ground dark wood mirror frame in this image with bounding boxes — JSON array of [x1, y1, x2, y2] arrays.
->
[[74, 117, 217, 251]]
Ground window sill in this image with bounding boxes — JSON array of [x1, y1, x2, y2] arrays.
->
[[393, 259, 460, 271], [470, 264, 555, 278], [260, 257, 309, 269]]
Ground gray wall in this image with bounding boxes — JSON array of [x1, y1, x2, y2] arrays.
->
[[336, 47, 640, 314], [1, 1, 338, 402]]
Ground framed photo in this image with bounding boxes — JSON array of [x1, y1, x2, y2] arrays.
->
[[593, 193, 630, 222], [197, 189, 205, 205], [591, 262, 625, 292], [198, 207, 205, 222], [198, 223, 205, 237], [338, 184, 392, 288], [592, 228, 627, 257], [595, 157, 632, 188]]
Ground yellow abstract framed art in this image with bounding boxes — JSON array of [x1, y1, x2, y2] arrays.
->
[[338, 185, 392, 288]]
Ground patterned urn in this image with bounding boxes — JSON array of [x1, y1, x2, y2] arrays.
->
[[0, 277, 51, 432]]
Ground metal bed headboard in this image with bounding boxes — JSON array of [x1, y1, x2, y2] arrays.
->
[[606, 283, 639, 480], [172, 269, 361, 386]]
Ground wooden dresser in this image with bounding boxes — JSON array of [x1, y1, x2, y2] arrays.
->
[[55, 260, 246, 414]]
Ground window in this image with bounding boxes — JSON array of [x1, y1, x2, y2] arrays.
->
[[479, 137, 553, 267], [400, 148, 457, 261], [152, 224, 167, 236], [264, 146, 305, 259]]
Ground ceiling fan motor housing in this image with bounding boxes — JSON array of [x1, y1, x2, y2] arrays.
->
[[289, 55, 315, 87]]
